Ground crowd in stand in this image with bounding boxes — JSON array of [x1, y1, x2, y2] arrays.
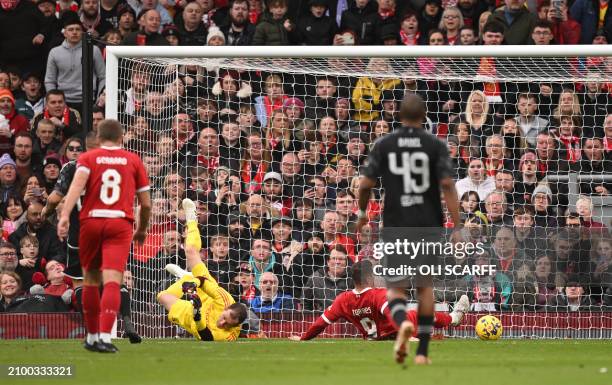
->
[[1, 0, 612, 318]]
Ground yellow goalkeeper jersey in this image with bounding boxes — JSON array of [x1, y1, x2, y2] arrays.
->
[[160, 262, 240, 342]]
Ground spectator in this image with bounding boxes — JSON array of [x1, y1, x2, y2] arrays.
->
[[581, 69, 610, 134], [515, 93, 549, 147], [41, 154, 61, 194], [396, 11, 421, 46], [14, 73, 44, 121], [576, 195, 607, 229], [0, 154, 19, 204], [557, 279, 595, 311], [439, 6, 464, 45], [570, 0, 612, 44], [261, 171, 290, 217], [122, 9, 168, 45], [127, 0, 172, 26], [45, 12, 105, 114], [241, 131, 271, 194], [535, 131, 569, 176], [455, 158, 495, 200], [220, 0, 255, 46], [249, 271, 296, 312], [176, 1, 208, 46], [449, 120, 479, 178], [573, 137, 611, 195], [60, 136, 84, 164], [9, 200, 63, 263], [207, 233, 235, 288], [246, 238, 290, 288], [485, 190, 513, 231], [212, 71, 253, 112], [458, 0, 486, 35], [31, 90, 82, 142], [531, 19, 554, 45], [501, 117, 527, 161], [305, 77, 337, 121], [0, 242, 18, 273], [458, 26, 477, 45], [351, 58, 401, 123], [1, 194, 26, 235], [531, 184, 559, 228], [0, 271, 22, 312], [161, 24, 180, 46], [79, 0, 113, 37], [495, 170, 517, 209], [513, 205, 549, 260], [0, 0, 48, 74], [545, 0, 581, 44], [21, 174, 48, 205], [483, 134, 513, 177], [230, 262, 258, 304], [491, 227, 525, 274], [294, 0, 337, 45], [340, 0, 379, 46], [419, 0, 442, 38], [254, 74, 288, 127], [462, 90, 497, 141], [533, 254, 561, 310], [481, 20, 505, 45], [302, 244, 353, 311], [463, 250, 512, 311], [16, 235, 42, 290], [116, 4, 137, 38], [32, 119, 62, 161], [553, 115, 581, 164], [14, 132, 41, 180], [251, 0, 293, 45], [320, 210, 356, 262], [459, 190, 481, 221], [39, 259, 72, 297], [242, 194, 272, 241], [0, 90, 27, 158], [488, 0, 537, 45]]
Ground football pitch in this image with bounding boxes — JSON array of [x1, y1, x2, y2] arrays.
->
[[1, 339, 610, 385]]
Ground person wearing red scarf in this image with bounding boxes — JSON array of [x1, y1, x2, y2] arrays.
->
[[399, 12, 422, 45], [0, 88, 29, 156], [32, 90, 82, 142], [555, 115, 581, 163], [79, 0, 112, 37]]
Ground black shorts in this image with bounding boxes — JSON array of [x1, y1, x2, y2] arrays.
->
[[63, 242, 83, 280]]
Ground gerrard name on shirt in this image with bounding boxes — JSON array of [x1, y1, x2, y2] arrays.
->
[[95, 156, 128, 165]]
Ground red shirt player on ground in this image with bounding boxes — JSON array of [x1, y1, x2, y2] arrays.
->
[[58, 119, 151, 353], [294, 261, 469, 341]]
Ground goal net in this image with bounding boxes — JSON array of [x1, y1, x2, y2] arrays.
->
[[106, 46, 612, 339]]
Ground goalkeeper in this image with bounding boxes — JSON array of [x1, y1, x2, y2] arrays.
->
[[157, 199, 247, 341]]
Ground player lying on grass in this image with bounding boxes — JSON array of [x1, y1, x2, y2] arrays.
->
[[290, 260, 469, 341], [157, 198, 247, 341]]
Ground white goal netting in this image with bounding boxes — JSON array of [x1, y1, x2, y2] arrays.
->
[[109, 49, 612, 339]]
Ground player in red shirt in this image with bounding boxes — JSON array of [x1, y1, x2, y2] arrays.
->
[[58, 119, 151, 353], [293, 260, 469, 341]]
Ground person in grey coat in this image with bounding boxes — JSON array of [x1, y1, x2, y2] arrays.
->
[[302, 245, 353, 311], [44, 12, 105, 114]]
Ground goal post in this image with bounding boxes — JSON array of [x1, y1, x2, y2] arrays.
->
[[105, 45, 612, 339]]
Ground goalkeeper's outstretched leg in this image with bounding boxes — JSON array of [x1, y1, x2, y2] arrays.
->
[[157, 198, 247, 341]]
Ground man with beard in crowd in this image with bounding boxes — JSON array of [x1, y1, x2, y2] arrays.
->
[[220, 0, 255, 45]]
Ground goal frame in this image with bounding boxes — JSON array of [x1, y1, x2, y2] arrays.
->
[[105, 45, 612, 121]]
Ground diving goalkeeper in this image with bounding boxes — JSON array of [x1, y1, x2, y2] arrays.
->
[[157, 199, 247, 341]]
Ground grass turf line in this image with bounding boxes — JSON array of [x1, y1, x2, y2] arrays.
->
[[0, 339, 610, 385]]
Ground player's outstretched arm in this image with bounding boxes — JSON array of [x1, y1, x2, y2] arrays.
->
[[57, 169, 89, 241], [295, 316, 331, 341]]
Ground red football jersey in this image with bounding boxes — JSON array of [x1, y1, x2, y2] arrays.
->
[[77, 146, 149, 222], [322, 288, 396, 340]]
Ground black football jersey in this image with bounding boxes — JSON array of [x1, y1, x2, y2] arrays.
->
[[362, 126, 453, 227], [54, 161, 80, 247]]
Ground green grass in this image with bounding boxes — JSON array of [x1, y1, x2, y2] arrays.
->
[[0, 339, 610, 385]]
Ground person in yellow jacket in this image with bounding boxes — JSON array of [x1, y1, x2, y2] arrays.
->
[[351, 58, 401, 122], [157, 199, 247, 341]]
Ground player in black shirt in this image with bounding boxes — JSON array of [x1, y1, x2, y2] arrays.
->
[[356, 94, 461, 365]]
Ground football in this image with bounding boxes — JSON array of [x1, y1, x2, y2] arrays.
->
[[475, 315, 503, 340]]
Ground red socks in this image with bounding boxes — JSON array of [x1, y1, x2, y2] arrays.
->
[[100, 282, 121, 333], [434, 311, 452, 328], [82, 285, 100, 334]]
